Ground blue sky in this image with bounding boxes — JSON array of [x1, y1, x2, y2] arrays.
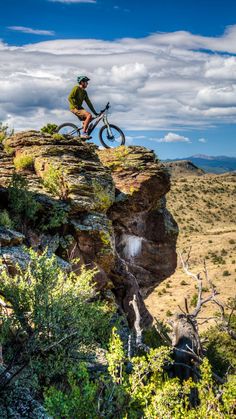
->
[[1, 0, 236, 158]]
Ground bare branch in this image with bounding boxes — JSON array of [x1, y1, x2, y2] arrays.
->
[[129, 294, 142, 347], [184, 298, 189, 314]]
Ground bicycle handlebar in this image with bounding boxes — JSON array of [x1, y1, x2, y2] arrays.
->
[[99, 102, 110, 114]]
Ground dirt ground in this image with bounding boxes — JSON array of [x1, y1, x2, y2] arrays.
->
[[145, 172, 236, 332]]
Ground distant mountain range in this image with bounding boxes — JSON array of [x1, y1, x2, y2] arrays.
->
[[163, 155, 236, 174]]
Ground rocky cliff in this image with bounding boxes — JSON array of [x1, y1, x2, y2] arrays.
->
[[0, 131, 178, 327]]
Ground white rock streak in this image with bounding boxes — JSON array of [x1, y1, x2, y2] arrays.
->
[[123, 235, 142, 259]]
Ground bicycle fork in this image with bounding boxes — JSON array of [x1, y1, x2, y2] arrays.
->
[[103, 115, 113, 139]]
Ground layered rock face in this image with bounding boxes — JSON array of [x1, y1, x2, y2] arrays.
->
[[99, 148, 178, 297], [0, 132, 178, 327]]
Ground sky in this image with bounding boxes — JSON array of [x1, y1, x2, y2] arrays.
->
[[0, 0, 236, 159]]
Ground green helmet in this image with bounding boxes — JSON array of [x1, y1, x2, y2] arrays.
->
[[77, 75, 90, 83]]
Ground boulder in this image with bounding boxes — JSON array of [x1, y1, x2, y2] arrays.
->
[[0, 227, 25, 247]]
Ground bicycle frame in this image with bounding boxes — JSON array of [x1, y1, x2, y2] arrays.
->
[[87, 103, 112, 136]]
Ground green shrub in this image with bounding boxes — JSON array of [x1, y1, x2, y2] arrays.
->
[[8, 173, 41, 227], [92, 179, 114, 212], [13, 154, 34, 171], [40, 202, 68, 231], [44, 363, 99, 418], [180, 280, 188, 286], [0, 250, 114, 389], [40, 123, 58, 134], [42, 164, 69, 199], [223, 270, 231, 276], [44, 328, 236, 418], [203, 319, 236, 377], [3, 142, 14, 155], [0, 209, 13, 228], [190, 292, 198, 307], [52, 133, 64, 140]]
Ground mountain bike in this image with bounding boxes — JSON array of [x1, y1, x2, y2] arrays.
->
[[56, 102, 125, 148]]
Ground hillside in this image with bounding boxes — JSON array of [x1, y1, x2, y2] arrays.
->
[[164, 154, 236, 174], [162, 160, 205, 177], [146, 170, 236, 329]]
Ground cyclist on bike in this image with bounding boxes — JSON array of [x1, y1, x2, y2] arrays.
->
[[68, 76, 98, 139]]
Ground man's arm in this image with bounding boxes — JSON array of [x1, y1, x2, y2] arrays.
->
[[84, 92, 97, 115]]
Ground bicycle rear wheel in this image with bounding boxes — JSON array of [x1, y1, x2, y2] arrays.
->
[[56, 123, 80, 137], [99, 124, 125, 148]]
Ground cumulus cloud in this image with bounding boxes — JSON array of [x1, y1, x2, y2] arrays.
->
[[204, 56, 236, 81], [196, 85, 236, 108], [198, 138, 207, 143], [1, 25, 236, 131], [157, 133, 191, 143], [8, 26, 55, 36]]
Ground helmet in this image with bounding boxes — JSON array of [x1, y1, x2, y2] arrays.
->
[[77, 75, 90, 83]]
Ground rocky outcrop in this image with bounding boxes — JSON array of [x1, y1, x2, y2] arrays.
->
[[99, 147, 178, 298], [0, 131, 178, 327]]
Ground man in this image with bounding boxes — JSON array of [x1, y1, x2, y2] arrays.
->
[[68, 76, 98, 139]]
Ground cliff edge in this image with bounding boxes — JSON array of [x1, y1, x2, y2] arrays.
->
[[0, 131, 178, 327]]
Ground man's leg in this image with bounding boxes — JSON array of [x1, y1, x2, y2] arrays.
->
[[82, 112, 92, 133], [71, 108, 92, 134]]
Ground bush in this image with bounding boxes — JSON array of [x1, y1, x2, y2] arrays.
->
[[180, 280, 188, 286], [44, 363, 99, 418], [8, 173, 41, 227], [0, 209, 13, 228], [190, 292, 198, 307], [40, 202, 68, 231], [52, 133, 64, 140], [0, 250, 114, 390], [223, 270, 231, 276], [44, 328, 236, 418], [13, 154, 34, 171], [40, 123, 58, 134], [42, 164, 69, 199], [203, 320, 236, 377]]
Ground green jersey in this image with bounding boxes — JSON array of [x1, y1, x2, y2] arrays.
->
[[68, 85, 97, 115]]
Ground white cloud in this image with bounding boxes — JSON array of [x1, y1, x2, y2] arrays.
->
[[1, 25, 236, 131], [8, 26, 55, 36], [198, 138, 207, 143], [157, 133, 191, 143], [204, 56, 236, 80], [48, 0, 96, 3], [196, 85, 236, 108]]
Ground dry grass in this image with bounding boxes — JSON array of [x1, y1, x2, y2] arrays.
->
[[145, 172, 236, 330]]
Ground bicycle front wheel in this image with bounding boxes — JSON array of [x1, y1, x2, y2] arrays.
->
[[99, 124, 125, 148], [56, 123, 80, 137]]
